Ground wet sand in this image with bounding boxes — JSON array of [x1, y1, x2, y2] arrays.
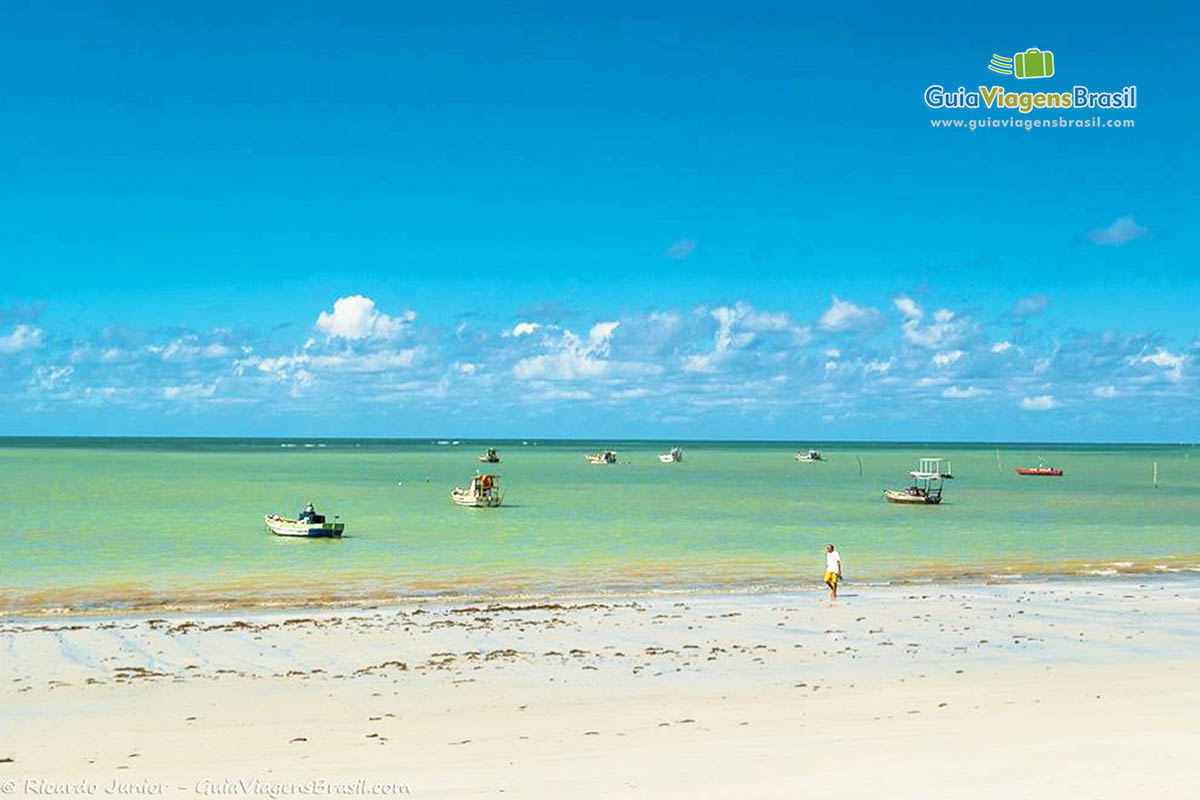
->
[[3, 579, 1200, 797]]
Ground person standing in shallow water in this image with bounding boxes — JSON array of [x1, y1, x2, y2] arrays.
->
[[824, 544, 842, 601]]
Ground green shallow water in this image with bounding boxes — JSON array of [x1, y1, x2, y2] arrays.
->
[[2, 438, 1198, 612]]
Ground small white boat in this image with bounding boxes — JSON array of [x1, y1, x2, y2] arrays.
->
[[884, 458, 952, 505], [451, 473, 503, 507], [795, 449, 824, 462], [585, 450, 618, 465], [264, 512, 344, 537], [478, 447, 501, 463], [658, 447, 683, 463]]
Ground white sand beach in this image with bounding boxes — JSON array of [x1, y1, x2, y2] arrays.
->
[[4, 580, 1200, 798]]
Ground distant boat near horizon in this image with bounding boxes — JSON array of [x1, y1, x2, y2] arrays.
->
[[659, 447, 683, 463], [795, 449, 824, 462], [585, 450, 619, 465], [1016, 461, 1063, 476]]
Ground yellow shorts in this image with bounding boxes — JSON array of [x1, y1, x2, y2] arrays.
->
[[824, 571, 839, 585]]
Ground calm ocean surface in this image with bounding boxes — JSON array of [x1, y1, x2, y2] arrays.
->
[[2, 438, 1198, 613]]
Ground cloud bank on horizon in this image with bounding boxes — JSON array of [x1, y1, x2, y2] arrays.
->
[[3, 281, 1195, 440]]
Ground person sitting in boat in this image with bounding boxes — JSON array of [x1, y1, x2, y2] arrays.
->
[[299, 502, 318, 522]]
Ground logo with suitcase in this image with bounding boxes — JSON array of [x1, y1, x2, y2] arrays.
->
[[988, 48, 1055, 79]]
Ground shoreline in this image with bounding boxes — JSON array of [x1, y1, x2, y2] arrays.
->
[[5, 567, 1200, 620], [4, 578, 1199, 796]]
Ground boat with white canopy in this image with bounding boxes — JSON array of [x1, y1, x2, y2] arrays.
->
[[884, 458, 953, 505]]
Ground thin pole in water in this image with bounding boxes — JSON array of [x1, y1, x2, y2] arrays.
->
[[995, 448, 1002, 471], [856, 456, 863, 476], [1153, 462, 1159, 489]]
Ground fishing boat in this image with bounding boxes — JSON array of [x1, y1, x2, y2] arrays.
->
[[795, 449, 824, 462], [658, 447, 683, 463], [264, 505, 344, 538], [478, 447, 501, 463], [884, 458, 952, 505], [451, 473, 503, 507], [1016, 461, 1063, 477], [585, 450, 618, 465]]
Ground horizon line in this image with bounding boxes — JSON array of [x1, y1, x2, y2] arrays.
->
[[1, 434, 1196, 447]]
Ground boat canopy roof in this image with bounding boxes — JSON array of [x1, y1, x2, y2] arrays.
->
[[909, 471, 944, 481]]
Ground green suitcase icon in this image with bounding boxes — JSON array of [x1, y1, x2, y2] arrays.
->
[[1014, 48, 1054, 79]]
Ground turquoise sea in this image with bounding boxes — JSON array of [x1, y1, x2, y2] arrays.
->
[[2, 438, 1198, 613]]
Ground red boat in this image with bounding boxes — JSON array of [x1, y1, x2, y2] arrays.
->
[[1015, 462, 1063, 477]]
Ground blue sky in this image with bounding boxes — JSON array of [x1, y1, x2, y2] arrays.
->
[[2, 1, 1197, 439]]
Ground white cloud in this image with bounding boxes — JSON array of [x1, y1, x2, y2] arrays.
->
[[893, 296, 921, 320], [512, 321, 635, 381], [735, 303, 795, 334], [156, 337, 234, 362], [0, 324, 44, 354], [320, 350, 417, 372], [683, 307, 754, 373], [511, 322, 541, 337], [1088, 215, 1147, 246], [29, 365, 73, 391], [315, 295, 414, 341], [991, 341, 1013, 354], [824, 348, 841, 358], [1129, 348, 1185, 381], [895, 297, 969, 349], [932, 350, 965, 366], [1020, 394, 1058, 411], [588, 321, 620, 350], [1093, 385, 1119, 398], [819, 297, 882, 333], [864, 359, 893, 373], [538, 387, 593, 401], [238, 348, 417, 381], [943, 386, 986, 399], [163, 383, 217, 400]]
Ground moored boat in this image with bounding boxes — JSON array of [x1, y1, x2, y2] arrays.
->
[[1016, 461, 1063, 476], [658, 447, 683, 463], [265, 504, 344, 537], [451, 473, 503, 507], [795, 449, 824, 462], [478, 447, 501, 463], [585, 450, 618, 465], [884, 458, 952, 505]]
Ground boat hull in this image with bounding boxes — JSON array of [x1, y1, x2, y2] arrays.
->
[[450, 491, 503, 507], [883, 490, 942, 505], [264, 515, 344, 537], [1015, 468, 1063, 476]]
